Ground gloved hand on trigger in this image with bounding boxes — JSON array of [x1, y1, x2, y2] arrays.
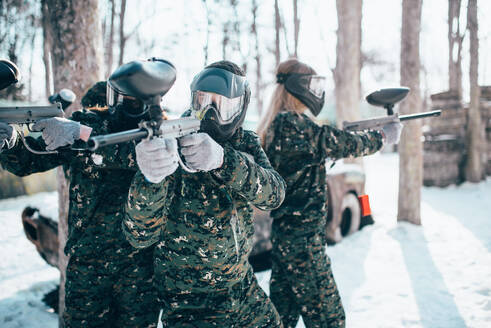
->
[[32, 117, 81, 151], [0, 122, 15, 150], [381, 122, 403, 145], [136, 138, 179, 183], [179, 133, 224, 172]]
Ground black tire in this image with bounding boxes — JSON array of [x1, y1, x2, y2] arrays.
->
[[337, 193, 361, 238]]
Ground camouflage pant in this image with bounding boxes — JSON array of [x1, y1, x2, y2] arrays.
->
[[63, 245, 159, 328], [159, 269, 283, 328], [270, 231, 345, 328]]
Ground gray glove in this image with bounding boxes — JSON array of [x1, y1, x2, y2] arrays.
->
[[136, 138, 179, 183], [0, 122, 15, 150], [179, 133, 224, 172], [32, 117, 81, 151], [381, 122, 403, 145]]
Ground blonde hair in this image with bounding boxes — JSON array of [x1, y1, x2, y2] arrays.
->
[[256, 58, 316, 144]]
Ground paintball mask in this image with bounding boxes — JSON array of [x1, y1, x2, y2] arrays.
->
[[0, 59, 21, 91], [107, 58, 176, 119], [190, 67, 250, 142], [277, 73, 326, 116]]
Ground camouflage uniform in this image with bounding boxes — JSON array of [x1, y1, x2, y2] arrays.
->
[[124, 128, 286, 328], [0, 108, 159, 327], [264, 111, 384, 328]]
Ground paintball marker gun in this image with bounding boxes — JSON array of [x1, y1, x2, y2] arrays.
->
[[0, 59, 65, 154], [342, 87, 441, 132], [86, 58, 201, 172]]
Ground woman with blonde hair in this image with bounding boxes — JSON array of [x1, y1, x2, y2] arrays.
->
[[258, 58, 402, 327]]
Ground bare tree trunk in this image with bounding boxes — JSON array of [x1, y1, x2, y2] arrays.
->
[[118, 0, 127, 66], [222, 22, 230, 60], [448, 0, 463, 98], [27, 31, 36, 102], [280, 7, 291, 57], [252, 0, 263, 117], [41, 1, 52, 98], [464, 0, 485, 182], [335, 0, 362, 126], [274, 0, 281, 67], [293, 0, 299, 58], [230, 0, 241, 56], [202, 0, 211, 66], [105, 0, 115, 77], [42, 1, 103, 325], [335, 0, 363, 165], [398, 0, 423, 225], [335, 0, 362, 128], [55, 168, 69, 326]]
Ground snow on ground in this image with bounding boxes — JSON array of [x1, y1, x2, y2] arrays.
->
[[0, 192, 59, 327], [1, 153, 490, 327]]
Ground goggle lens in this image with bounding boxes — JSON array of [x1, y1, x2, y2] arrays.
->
[[192, 91, 243, 122], [308, 76, 326, 98]]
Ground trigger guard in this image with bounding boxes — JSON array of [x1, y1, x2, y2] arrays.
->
[[176, 151, 198, 173]]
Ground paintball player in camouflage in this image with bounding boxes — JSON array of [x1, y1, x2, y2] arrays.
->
[[123, 60, 286, 327], [0, 79, 160, 327], [256, 58, 403, 328]]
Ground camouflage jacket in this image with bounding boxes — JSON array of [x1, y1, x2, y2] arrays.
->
[[0, 109, 139, 256], [124, 128, 286, 294], [264, 111, 383, 233]]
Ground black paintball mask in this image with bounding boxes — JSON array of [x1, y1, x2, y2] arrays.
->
[[0, 59, 20, 91], [277, 73, 326, 116], [190, 67, 250, 142], [106, 58, 176, 120]]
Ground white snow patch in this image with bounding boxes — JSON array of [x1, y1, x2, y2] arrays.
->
[[0, 192, 59, 327]]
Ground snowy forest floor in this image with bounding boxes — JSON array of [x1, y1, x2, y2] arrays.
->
[[1, 153, 490, 328]]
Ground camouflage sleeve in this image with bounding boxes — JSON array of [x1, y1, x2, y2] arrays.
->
[[0, 131, 70, 176], [123, 171, 174, 248], [72, 110, 138, 170], [87, 141, 138, 170], [317, 125, 383, 160], [271, 112, 383, 163], [212, 131, 286, 211]]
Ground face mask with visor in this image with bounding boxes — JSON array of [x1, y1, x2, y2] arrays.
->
[[277, 73, 327, 116], [191, 90, 245, 123], [190, 67, 250, 141]]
